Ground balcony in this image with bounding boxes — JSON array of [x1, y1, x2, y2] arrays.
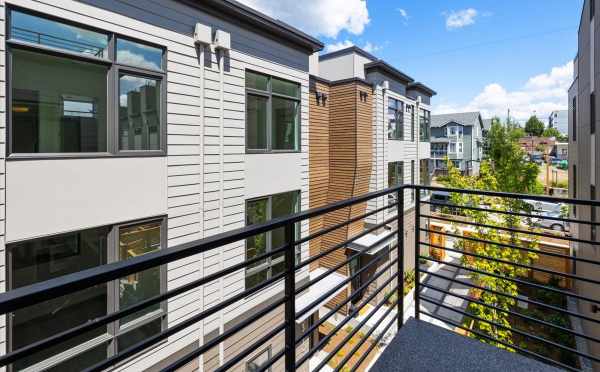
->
[[0, 186, 598, 371]]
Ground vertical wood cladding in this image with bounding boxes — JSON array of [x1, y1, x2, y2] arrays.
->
[[309, 78, 373, 313]]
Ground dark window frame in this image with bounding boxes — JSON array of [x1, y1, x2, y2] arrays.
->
[[5, 6, 167, 159], [388, 161, 404, 207], [572, 96, 577, 141], [419, 108, 431, 142], [6, 216, 168, 371], [244, 190, 301, 289], [245, 70, 301, 153], [387, 97, 404, 141]]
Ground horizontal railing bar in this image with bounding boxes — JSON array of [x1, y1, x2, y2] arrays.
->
[[334, 298, 399, 371], [295, 267, 398, 367], [312, 287, 399, 371], [422, 241, 600, 286], [424, 213, 599, 247], [425, 270, 600, 325], [84, 272, 287, 372], [424, 311, 579, 372], [421, 255, 600, 306], [420, 282, 600, 344], [0, 187, 406, 314], [296, 228, 398, 295], [351, 313, 399, 372], [295, 258, 398, 345], [295, 248, 390, 320], [0, 242, 288, 366], [295, 203, 394, 245], [210, 323, 285, 372], [418, 185, 600, 207], [419, 296, 600, 363], [296, 214, 398, 271], [421, 227, 600, 266], [422, 200, 600, 226]]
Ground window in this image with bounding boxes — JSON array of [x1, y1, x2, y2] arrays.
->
[[8, 9, 165, 156], [245, 191, 301, 289], [7, 218, 166, 371], [388, 161, 404, 206], [247, 347, 272, 372], [420, 109, 431, 141], [245, 71, 300, 152], [592, 0, 596, 20], [410, 104, 415, 141], [458, 142, 464, 153], [388, 98, 404, 140], [592, 185, 597, 241], [592, 93, 596, 135], [420, 159, 430, 197], [572, 96, 577, 141], [449, 143, 457, 153]]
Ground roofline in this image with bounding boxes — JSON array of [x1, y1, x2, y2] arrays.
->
[[182, 0, 324, 53], [364, 60, 414, 84], [319, 46, 378, 62], [407, 82, 437, 97], [309, 75, 372, 88]]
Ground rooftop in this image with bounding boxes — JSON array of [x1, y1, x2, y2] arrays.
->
[[431, 112, 483, 128]]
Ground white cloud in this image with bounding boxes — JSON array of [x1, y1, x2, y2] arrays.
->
[[397, 8, 408, 20], [117, 50, 160, 70], [237, 0, 370, 38], [434, 61, 574, 122], [445, 8, 478, 30], [324, 40, 381, 54]]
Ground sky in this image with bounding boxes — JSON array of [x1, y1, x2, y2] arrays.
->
[[238, 0, 584, 123]]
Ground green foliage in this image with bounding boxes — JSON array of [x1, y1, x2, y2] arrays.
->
[[524, 115, 545, 136], [485, 120, 542, 194], [444, 160, 539, 349], [542, 127, 568, 141]]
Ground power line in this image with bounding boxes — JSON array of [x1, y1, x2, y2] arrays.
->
[[405, 25, 578, 59]]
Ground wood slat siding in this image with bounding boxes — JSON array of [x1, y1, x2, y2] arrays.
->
[[2, 0, 310, 370], [308, 79, 373, 314], [308, 79, 330, 271]]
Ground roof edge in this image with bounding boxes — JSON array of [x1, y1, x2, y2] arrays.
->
[[319, 46, 378, 62], [408, 82, 437, 97], [183, 0, 324, 53], [364, 60, 414, 84]]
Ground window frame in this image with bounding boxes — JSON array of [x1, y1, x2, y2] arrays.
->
[[245, 70, 301, 153], [246, 346, 272, 372], [387, 97, 404, 141], [5, 6, 167, 159], [6, 216, 168, 371], [420, 108, 431, 141], [244, 190, 301, 289]]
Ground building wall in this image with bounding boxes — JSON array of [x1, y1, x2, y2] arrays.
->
[[1, 0, 313, 370], [571, 0, 600, 367]]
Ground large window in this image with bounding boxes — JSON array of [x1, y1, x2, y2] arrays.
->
[[7, 218, 166, 371], [388, 162, 404, 206], [388, 98, 404, 140], [245, 191, 301, 289], [420, 109, 431, 141], [246, 71, 300, 152], [8, 9, 165, 156]]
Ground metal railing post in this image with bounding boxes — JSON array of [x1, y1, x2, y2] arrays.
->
[[414, 186, 421, 320], [284, 222, 296, 371], [397, 188, 404, 330]]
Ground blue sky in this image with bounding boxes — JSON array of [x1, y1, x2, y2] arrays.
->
[[240, 0, 584, 122]]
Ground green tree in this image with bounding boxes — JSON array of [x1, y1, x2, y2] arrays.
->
[[485, 120, 543, 194], [444, 161, 539, 349], [542, 127, 568, 141], [524, 115, 544, 136]]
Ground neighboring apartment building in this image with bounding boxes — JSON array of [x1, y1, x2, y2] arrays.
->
[[569, 0, 600, 368], [549, 109, 569, 134], [429, 112, 484, 176], [0, 0, 326, 371], [308, 47, 435, 312]]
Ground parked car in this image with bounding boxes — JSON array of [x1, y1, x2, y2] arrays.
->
[[531, 210, 570, 232], [523, 199, 562, 214]]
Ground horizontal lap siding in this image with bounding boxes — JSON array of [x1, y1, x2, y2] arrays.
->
[[367, 86, 385, 226]]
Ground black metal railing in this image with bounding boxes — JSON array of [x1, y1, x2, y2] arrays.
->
[[0, 185, 598, 371]]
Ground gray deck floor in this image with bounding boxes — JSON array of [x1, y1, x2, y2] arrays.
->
[[371, 318, 562, 372]]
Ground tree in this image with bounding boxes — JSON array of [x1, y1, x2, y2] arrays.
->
[[444, 161, 539, 350], [524, 115, 544, 136], [542, 127, 568, 142], [485, 120, 543, 194]]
